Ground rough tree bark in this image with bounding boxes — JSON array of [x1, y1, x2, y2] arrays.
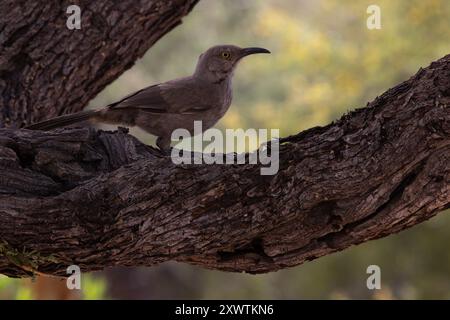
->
[[0, 54, 449, 277], [0, 0, 449, 278]]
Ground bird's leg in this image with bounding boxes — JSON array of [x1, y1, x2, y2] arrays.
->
[[156, 136, 171, 155]]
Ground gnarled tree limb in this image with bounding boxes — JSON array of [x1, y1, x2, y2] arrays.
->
[[0, 54, 449, 277]]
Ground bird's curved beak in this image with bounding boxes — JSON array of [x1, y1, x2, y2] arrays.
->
[[240, 47, 271, 58]]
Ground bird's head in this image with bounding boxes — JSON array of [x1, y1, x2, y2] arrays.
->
[[194, 45, 270, 83]]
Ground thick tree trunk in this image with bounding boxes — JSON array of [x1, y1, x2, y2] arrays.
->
[[0, 54, 449, 278], [0, 0, 199, 128]]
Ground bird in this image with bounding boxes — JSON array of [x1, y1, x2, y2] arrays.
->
[[26, 45, 270, 153]]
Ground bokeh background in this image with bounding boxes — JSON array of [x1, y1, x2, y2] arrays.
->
[[1, 0, 449, 299]]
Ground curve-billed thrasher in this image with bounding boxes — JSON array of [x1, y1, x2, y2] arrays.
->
[[26, 45, 270, 152]]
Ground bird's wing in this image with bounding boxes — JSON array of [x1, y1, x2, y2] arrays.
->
[[107, 79, 212, 114], [107, 84, 170, 114]]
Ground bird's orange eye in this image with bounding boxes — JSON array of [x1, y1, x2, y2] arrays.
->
[[221, 52, 231, 60]]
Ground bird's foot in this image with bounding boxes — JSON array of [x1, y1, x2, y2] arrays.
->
[[156, 136, 172, 156]]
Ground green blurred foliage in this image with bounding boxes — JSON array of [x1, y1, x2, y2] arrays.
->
[[0, 274, 106, 300], [81, 274, 107, 300], [2, 0, 449, 299], [0, 276, 34, 300]]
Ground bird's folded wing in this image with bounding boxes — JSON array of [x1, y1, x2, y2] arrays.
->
[[107, 80, 211, 114]]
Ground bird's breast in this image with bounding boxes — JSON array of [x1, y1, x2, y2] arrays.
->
[[217, 79, 233, 114]]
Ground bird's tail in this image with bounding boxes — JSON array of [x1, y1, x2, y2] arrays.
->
[[26, 110, 101, 131]]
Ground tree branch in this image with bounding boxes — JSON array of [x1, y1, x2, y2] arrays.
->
[[1, 54, 449, 277]]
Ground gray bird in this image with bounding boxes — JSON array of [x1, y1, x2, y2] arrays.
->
[[26, 45, 270, 152]]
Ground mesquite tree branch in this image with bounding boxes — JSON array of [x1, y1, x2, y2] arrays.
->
[[0, 54, 449, 277]]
